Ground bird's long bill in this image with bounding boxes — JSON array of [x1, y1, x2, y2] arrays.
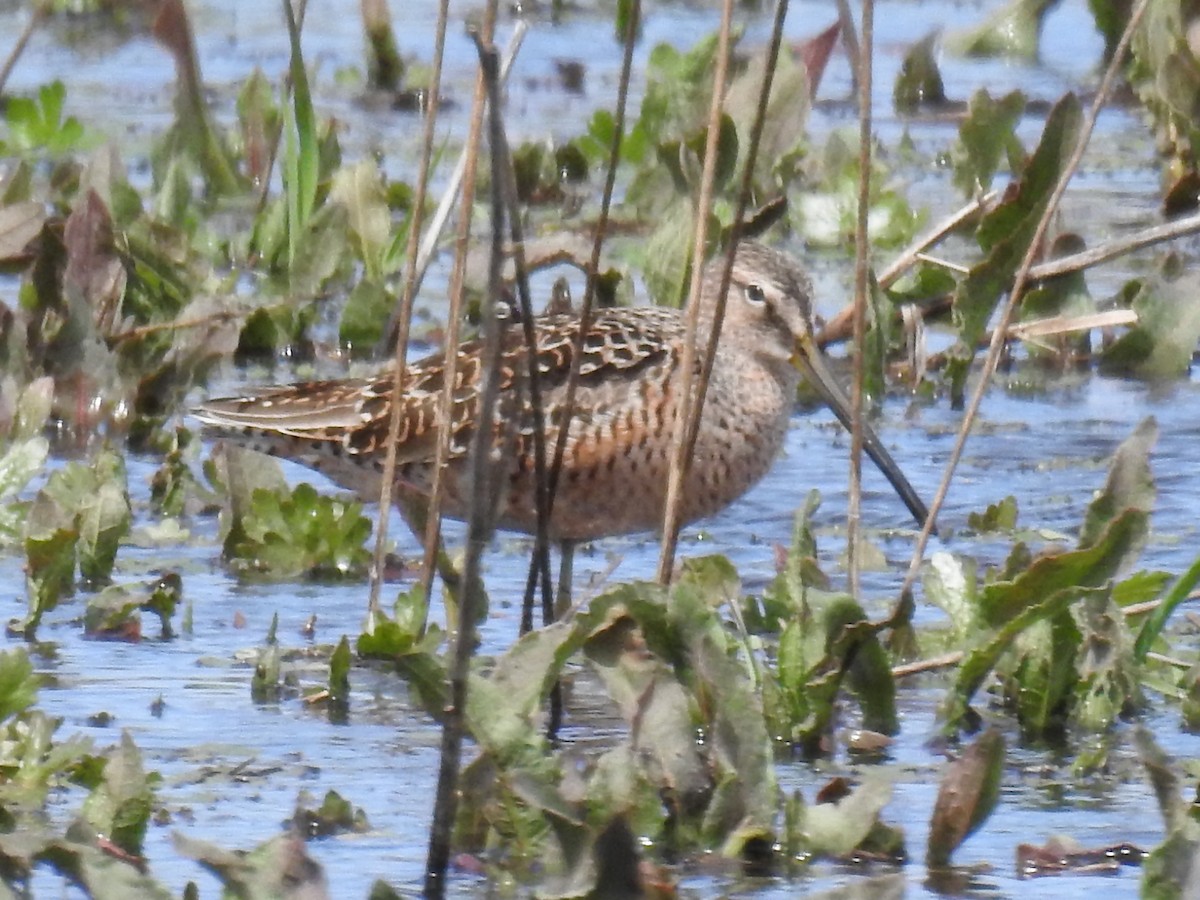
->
[[793, 334, 934, 532]]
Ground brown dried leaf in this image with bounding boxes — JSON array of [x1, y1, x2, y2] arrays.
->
[[63, 190, 125, 335], [927, 728, 1005, 868], [0, 201, 45, 263]]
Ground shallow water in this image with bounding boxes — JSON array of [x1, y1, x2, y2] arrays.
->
[[2, 0, 1199, 896]]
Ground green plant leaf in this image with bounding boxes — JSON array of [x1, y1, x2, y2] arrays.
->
[[948, 93, 1080, 401], [80, 732, 157, 856], [282, 0, 319, 270]]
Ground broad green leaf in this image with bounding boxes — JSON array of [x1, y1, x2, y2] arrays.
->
[[948, 93, 1081, 401], [282, 0, 319, 270], [1080, 416, 1156, 553], [977, 509, 1146, 628], [1135, 554, 1200, 663], [799, 776, 894, 858], [0, 648, 39, 724], [966, 495, 1018, 534], [948, 0, 1058, 58], [174, 832, 328, 899], [329, 159, 392, 281], [1100, 272, 1200, 379], [894, 32, 947, 113], [80, 732, 156, 855]]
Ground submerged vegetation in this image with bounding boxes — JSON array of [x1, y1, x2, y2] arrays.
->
[[2, 0, 1200, 896]]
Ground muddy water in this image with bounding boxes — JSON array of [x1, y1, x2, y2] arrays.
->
[[1, 0, 1197, 896]]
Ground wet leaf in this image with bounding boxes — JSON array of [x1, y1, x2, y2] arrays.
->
[[0, 201, 46, 264], [583, 615, 711, 817], [329, 159, 392, 282], [966, 495, 1018, 533], [1099, 271, 1200, 379], [71, 449, 132, 585], [951, 90, 1025, 197], [3, 82, 88, 155], [979, 509, 1146, 629], [358, 590, 447, 718], [1080, 416, 1156, 553], [726, 41, 812, 186], [0, 436, 49, 549], [794, 777, 896, 858], [226, 482, 371, 580], [0, 648, 39, 725], [282, 0, 320, 270], [151, 0, 242, 196], [237, 67, 280, 188], [1074, 588, 1140, 732], [468, 621, 576, 760], [1136, 727, 1200, 897], [894, 32, 948, 113], [292, 789, 369, 838], [0, 833, 172, 899], [948, 0, 1058, 58], [926, 728, 1004, 868], [80, 732, 157, 856], [949, 94, 1081, 401], [1135, 554, 1200, 663], [84, 573, 181, 641], [173, 832, 329, 900], [339, 278, 394, 351], [327, 635, 351, 709], [63, 190, 125, 336]]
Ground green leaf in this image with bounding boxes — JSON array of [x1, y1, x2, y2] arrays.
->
[[1080, 416, 1157, 551], [329, 159, 392, 281], [0, 648, 39, 725], [1135, 555, 1200, 663], [893, 32, 947, 113], [1100, 271, 1200, 379], [80, 732, 156, 855], [966, 495, 1018, 533], [798, 776, 895, 858], [282, 0, 319, 270], [174, 832, 327, 898], [227, 483, 372, 581], [948, 0, 1058, 58], [948, 93, 1080, 400], [328, 635, 351, 705]]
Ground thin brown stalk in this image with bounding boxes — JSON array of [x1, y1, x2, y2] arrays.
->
[[530, 1, 641, 620], [367, 0, 449, 617], [486, 64, 555, 639], [891, 589, 1200, 679], [847, 0, 875, 597], [1025, 210, 1200, 280], [891, 651, 963, 679], [0, 2, 47, 98], [892, 0, 1153, 615], [656, 0, 736, 584], [879, 192, 998, 288], [250, 0, 310, 228], [381, 25, 528, 353], [1006, 309, 1137, 342], [425, 29, 503, 899], [826, 199, 1199, 348], [684, 0, 792, 496], [416, 21, 505, 607]]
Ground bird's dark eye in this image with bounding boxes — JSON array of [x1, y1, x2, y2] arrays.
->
[[744, 283, 767, 307]]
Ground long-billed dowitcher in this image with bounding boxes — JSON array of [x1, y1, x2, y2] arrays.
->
[[194, 242, 931, 541]]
